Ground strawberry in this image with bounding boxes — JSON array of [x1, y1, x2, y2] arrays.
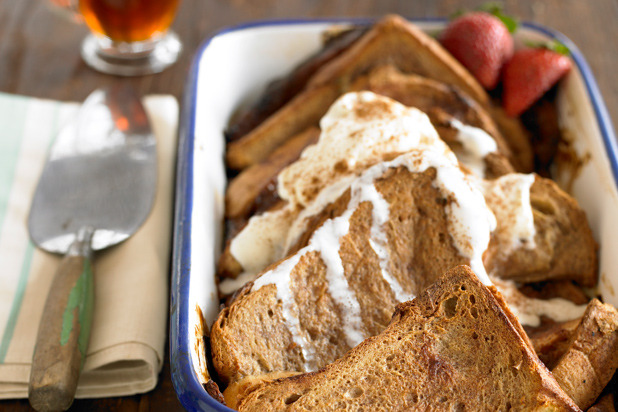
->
[[502, 47, 572, 116], [441, 11, 514, 90]]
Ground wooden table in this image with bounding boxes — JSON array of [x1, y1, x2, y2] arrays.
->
[[1, 0, 617, 410]]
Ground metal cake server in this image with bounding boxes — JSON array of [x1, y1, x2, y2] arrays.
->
[[27, 86, 157, 412]]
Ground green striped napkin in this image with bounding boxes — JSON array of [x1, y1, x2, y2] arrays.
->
[[0, 92, 177, 398]]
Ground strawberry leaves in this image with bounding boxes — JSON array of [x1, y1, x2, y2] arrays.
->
[[524, 39, 571, 56], [478, 2, 519, 33]]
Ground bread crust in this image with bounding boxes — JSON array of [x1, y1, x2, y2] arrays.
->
[[212, 166, 468, 384], [485, 176, 598, 287], [226, 15, 489, 170], [232, 266, 580, 411], [350, 64, 518, 177], [225, 127, 320, 220], [212, 164, 598, 387], [552, 299, 618, 410]]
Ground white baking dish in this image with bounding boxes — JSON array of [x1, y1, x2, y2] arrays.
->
[[170, 18, 618, 411]]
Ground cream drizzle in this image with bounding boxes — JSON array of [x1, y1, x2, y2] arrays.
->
[[482, 174, 537, 254], [231, 91, 447, 281], [229, 207, 298, 276], [251, 148, 497, 369], [492, 277, 587, 327], [310, 213, 364, 348], [450, 118, 498, 178], [363, 183, 414, 302], [251, 251, 318, 370], [278, 91, 444, 207]]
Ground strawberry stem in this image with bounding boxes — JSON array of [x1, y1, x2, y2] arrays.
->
[[478, 2, 519, 33], [523, 39, 571, 55]]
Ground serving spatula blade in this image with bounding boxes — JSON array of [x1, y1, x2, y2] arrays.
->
[[29, 87, 156, 253], [27, 86, 157, 411]]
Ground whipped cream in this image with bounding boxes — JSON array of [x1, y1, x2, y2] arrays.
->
[[450, 118, 498, 178], [278, 91, 446, 207], [230, 92, 449, 279], [251, 252, 318, 370], [229, 206, 297, 277], [252, 147, 497, 369], [483, 174, 537, 255], [492, 277, 587, 327]]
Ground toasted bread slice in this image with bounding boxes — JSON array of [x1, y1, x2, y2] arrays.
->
[[226, 27, 367, 142], [225, 127, 320, 220], [212, 163, 472, 384], [489, 105, 535, 173], [526, 319, 581, 369], [228, 266, 580, 411], [307, 15, 488, 104], [552, 299, 618, 410], [226, 16, 489, 170], [349, 65, 516, 178], [227, 83, 340, 170], [484, 175, 598, 287]]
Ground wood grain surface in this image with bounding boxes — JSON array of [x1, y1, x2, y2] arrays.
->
[[1, 0, 617, 410]]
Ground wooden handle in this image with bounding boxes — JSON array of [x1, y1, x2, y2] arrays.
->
[[28, 234, 94, 412]]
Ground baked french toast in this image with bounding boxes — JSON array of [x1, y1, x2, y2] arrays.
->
[[207, 13, 614, 411], [225, 127, 320, 220], [226, 15, 489, 170], [349, 64, 520, 176], [213, 93, 597, 388], [220, 93, 596, 288], [226, 266, 580, 412], [213, 153, 475, 384], [551, 299, 618, 410], [484, 175, 597, 286]]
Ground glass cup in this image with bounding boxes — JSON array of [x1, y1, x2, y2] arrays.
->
[[50, 0, 182, 76]]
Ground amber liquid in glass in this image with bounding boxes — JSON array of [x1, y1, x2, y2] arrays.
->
[[79, 0, 180, 43]]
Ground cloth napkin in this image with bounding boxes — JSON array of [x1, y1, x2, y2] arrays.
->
[[0, 92, 177, 398]]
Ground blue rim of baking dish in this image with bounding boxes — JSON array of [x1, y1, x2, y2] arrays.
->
[[170, 17, 618, 412]]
